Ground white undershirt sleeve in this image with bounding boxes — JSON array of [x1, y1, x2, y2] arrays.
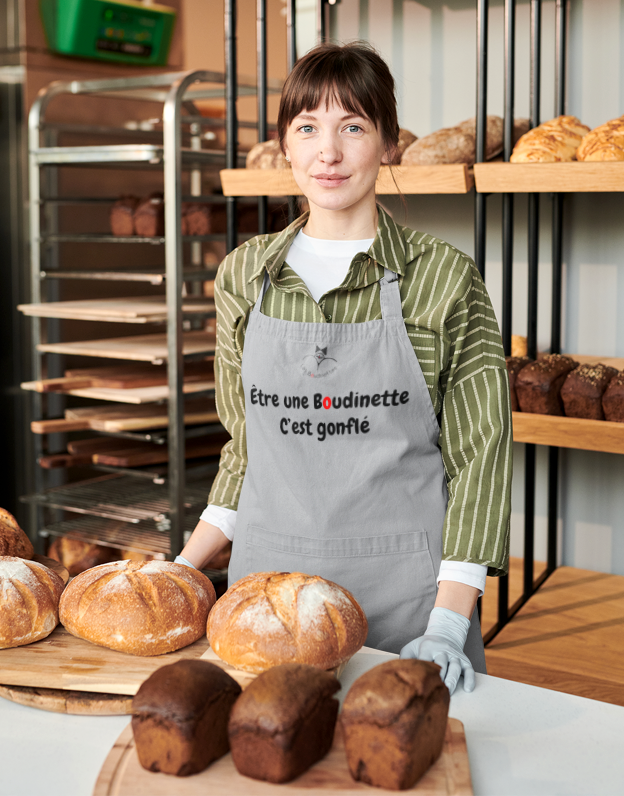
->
[[199, 505, 237, 541], [437, 560, 487, 596]]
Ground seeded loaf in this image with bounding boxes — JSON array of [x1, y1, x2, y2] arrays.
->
[[0, 556, 64, 648], [576, 116, 624, 161], [511, 115, 590, 162], [603, 372, 624, 422], [228, 663, 340, 783], [132, 660, 241, 776], [515, 354, 578, 415], [561, 363, 618, 420], [506, 356, 531, 412], [59, 560, 216, 656], [0, 508, 34, 559], [207, 572, 367, 673], [341, 659, 449, 791]]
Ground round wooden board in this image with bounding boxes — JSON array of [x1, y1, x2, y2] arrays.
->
[[0, 683, 132, 715], [93, 718, 472, 795], [32, 554, 70, 585]]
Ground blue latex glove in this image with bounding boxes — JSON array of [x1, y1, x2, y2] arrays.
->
[[173, 555, 196, 569], [399, 607, 475, 695]]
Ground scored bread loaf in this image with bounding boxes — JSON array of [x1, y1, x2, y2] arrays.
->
[[246, 138, 290, 169], [60, 560, 216, 656], [0, 508, 34, 559], [511, 115, 590, 162], [48, 536, 117, 576], [576, 116, 624, 161], [208, 572, 368, 673], [0, 556, 65, 648], [401, 116, 506, 166]]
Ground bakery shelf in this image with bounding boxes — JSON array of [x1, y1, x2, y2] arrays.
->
[[220, 164, 473, 197], [21, 380, 215, 405], [40, 268, 216, 285], [474, 162, 624, 193], [41, 233, 245, 244], [31, 144, 244, 168], [512, 412, 624, 454], [36, 330, 216, 363], [18, 296, 215, 324]]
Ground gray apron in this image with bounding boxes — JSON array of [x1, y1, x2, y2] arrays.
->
[[228, 266, 485, 670]]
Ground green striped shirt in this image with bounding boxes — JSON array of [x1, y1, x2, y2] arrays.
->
[[209, 206, 511, 576]]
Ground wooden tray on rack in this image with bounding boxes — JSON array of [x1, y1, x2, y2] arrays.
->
[[23, 380, 215, 405], [93, 718, 472, 796], [474, 161, 624, 193], [18, 296, 214, 324]]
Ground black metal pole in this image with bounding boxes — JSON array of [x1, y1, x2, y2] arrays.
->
[[317, 0, 326, 44], [474, 0, 488, 279], [257, 0, 268, 235], [225, 0, 238, 254], [502, 0, 515, 356], [524, 444, 536, 596]]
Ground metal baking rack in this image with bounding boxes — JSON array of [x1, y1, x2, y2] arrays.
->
[[25, 70, 262, 558]]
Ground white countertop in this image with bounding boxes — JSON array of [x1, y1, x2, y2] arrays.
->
[[1, 649, 623, 796]]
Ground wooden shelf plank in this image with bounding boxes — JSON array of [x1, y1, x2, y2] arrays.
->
[[474, 162, 624, 193], [220, 164, 473, 197], [512, 412, 624, 454], [21, 380, 215, 405], [18, 296, 214, 323], [37, 330, 216, 363]]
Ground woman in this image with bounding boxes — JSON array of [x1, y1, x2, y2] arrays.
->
[[177, 43, 512, 694]]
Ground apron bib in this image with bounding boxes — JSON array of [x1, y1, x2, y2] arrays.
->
[[229, 267, 485, 668]]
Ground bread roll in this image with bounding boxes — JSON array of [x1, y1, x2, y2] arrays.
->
[[0, 556, 64, 648], [401, 116, 503, 166], [246, 138, 290, 169], [134, 193, 164, 237], [110, 196, 139, 236], [576, 116, 624, 161], [207, 572, 367, 673], [391, 128, 417, 164], [511, 334, 528, 358], [60, 560, 216, 656], [341, 659, 449, 790], [48, 537, 117, 576], [511, 115, 590, 162], [0, 508, 34, 559]]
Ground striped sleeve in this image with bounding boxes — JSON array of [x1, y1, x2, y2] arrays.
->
[[438, 262, 512, 576]]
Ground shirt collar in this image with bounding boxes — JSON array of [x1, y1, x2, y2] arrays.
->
[[247, 204, 407, 284]]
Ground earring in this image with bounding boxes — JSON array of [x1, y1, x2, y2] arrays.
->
[[285, 154, 290, 162]]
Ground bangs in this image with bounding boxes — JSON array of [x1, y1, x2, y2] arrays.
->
[[277, 43, 399, 154]]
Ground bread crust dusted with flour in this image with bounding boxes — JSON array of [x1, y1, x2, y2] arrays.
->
[[208, 572, 368, 673], [0, 556, 64, 648], [59, 560, 216, 656], [0, 508, 34, 559]]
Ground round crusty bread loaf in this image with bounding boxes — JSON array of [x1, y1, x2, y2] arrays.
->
[[59, 560, 216, 656], [48, 536, 117, 576], [207, 572, 368, 673], [0, 508, 34, 559], [0, 556, 65, 649], [246, 138, 290, 169]]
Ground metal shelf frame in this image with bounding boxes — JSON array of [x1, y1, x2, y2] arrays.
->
[[27, 70, 231, 558]]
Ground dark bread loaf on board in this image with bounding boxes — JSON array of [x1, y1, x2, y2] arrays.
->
[[134, 193, 164, 237], [0, 556, 64, 648], [341, 659, 449, 791], [603, 372, 624, 422], [561, 363, 618, 420], [506, 356, 531, 412], [132, 660, 241, 777], [48, 536, 117, 576], [515, 354, 578, 415], [60, 560, 216, 656], [207, 571, 367, 673], [0, 508, 34, 559], [228, 663, 340, 783], [110, 195, 139, 236]]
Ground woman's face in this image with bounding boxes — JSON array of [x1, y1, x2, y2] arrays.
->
[[284, 98, 390, 215]]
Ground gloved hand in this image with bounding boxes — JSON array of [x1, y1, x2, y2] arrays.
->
[[399, 607, 475, 695], [173, 555, 197, 569]]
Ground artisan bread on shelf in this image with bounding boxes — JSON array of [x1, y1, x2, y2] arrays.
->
[[0, 508, 34, 559], [133, 192, 165, 237], [132, 660, 241, 777], [603, 372, 624, 422], [576, 115, 624, 161], [560, 363, 618, 420], [246, 138, 290, 169], [510, 115, 590, 162], [341, 659, 449, 790], [59, 560, 216, 656], [207, 572, 368, 673], [181, 203, 211, 236], [110, 195, 139, 236], [48, 536, 118, 576], [0, 556, 64, 649], [515, 354, 578, 415], [228, 663, 340, 783], [391, 128, 417, 164]]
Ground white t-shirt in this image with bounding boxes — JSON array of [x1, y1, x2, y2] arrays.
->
[[200, 231, 487, 594]]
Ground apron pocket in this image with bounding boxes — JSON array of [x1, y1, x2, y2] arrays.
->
[[244, 526, 438, 654]]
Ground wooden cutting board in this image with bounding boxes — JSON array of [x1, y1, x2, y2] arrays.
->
[[93, 719, 472, 796], [0, 684, 132, 715], [23, 380, 215, 405], [18, 296, 214, 324]]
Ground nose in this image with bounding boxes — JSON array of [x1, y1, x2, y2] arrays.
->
[[317, 131, 342, 165]]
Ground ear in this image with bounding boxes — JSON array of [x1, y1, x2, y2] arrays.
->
[[381, 146, 396, 166]]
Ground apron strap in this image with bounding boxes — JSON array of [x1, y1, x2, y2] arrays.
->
[[252, 269, 272, 315], [379, 267, 403, 321]]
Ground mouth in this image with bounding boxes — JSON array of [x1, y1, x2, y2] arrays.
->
[[312, 173, 350, 188]]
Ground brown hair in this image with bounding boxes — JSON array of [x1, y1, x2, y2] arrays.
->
[[277, 42, 399, 161]]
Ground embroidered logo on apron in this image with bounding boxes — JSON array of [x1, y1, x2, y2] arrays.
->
[[300, 345, 338, 378]]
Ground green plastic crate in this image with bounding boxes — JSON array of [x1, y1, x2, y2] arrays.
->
[[40, 0, 176, 66]]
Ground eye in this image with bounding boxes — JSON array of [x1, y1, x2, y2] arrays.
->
[[346, 124, 363, 133], [298, 125, 315, 133]]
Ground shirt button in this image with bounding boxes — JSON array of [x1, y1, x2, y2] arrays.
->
[[325, 314, 332, 322]]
